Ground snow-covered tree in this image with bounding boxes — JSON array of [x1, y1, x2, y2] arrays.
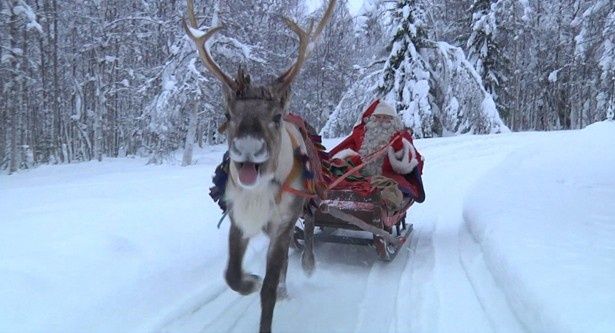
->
[[467, 0, 501, 99], [574, 0, 614, 127], [2, 0, 43, 173], [354, 0, 391, 61], [145, 0, 224, 165], [423, 0, 473, 46], [290, 0, 358, 131], [424, 42, 509, 135], [597, 6, 614, 118], [320, 0, 392, 138], [368, 0, 508, 138], [320, 69, 382, 137], [377, 0, 435, 137]]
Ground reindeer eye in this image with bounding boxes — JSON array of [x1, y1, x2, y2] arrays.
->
[[272, 114, 282, 125], [224, 113, 231, 121]]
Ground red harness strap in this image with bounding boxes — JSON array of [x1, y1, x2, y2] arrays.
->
[[275, 128, 317, 203], [281, 181, 317, 200]]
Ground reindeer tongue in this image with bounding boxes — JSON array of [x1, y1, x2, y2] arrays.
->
[[238, 162, 258, 186]]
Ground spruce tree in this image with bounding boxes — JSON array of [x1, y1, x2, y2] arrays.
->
[[378, 0, 434, 138]]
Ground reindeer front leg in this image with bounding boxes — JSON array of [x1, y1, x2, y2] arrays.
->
[[225, 223, 261, 295], [259, 222, 293, 333]]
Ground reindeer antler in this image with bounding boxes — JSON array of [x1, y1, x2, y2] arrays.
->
[[276, 0, 337, 91], [183, 0, 237, 91]]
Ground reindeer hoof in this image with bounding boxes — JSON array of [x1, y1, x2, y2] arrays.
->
[[227, 273, 262, 295], [277, 285, 289, 299], [301, 251, 315, 277], [240, 274, 262, 295]]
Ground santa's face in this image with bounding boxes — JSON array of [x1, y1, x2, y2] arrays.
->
[[372, 114, 394, 123], [364, 115, 400, 144]]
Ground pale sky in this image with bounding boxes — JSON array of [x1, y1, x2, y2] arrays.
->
[[306, 0, 364, 16]]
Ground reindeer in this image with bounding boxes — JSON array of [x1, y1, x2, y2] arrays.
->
[[183, 1, 336, 332]]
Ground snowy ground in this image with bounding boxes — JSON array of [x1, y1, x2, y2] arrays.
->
[[1, 121, 613, 333]]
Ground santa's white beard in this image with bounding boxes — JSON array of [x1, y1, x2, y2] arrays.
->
[[359, 118, 403, 176]]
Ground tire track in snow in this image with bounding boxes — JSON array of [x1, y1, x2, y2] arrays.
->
[[154, 284, 227, 332], [352, 238, 410, 333], [458, 224, 525, 333], [415, 132, 528, 333], [393, 220, 438, 333], [201, 293, 260, 333], [156, 238, 269, 333], [276, 237, 378, 333], [158, 286, 260, 333], [351, 219, 439, 333]]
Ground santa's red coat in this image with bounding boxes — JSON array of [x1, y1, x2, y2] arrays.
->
[[329, 99, 425, 203]]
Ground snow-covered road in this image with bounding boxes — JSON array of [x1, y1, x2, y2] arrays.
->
[[3, 126, 613, 333], [154, 133, 542, 333]]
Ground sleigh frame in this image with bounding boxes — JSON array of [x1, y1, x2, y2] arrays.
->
[[294, 188, 414, 262]]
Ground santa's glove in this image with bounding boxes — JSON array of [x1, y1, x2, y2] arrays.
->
[[387, 138, 419, 174]]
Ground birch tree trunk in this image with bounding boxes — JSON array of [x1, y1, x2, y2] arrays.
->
[[182, 104, 198, 167], [8, 1, 19, 174], [0, 0, 4, 168], [51, 0, 61, 162], [94, 75, 104, 162]]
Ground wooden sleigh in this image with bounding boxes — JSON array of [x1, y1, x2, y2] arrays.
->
[[291, 126, 415, 262]]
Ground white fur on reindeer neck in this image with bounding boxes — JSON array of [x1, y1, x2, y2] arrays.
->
[[225, 122, 306, 237]]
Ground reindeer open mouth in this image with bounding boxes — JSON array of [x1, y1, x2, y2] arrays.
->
[[236, 161, 263, 186]]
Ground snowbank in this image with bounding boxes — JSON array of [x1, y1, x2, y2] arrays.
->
[[0, 148, 229, 333], [464, 121, 615, 332]]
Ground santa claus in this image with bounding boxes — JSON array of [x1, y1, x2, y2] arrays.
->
[[329, 99, 425, 203]]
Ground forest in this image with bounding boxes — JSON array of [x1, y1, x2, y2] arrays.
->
[[1, 0, 613, 173]]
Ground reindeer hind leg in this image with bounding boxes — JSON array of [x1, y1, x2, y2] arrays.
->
[[301, 215, 316, 276], [277, 229, 291, 299]]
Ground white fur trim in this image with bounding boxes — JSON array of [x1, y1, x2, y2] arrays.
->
[[332, 148, 359, 160], [387, 138, 419, 174], [372, 102, 397, 118]]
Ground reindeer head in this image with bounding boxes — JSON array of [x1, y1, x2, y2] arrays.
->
[[184, 0, 335, 188], [221, 69, 291, 188]]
